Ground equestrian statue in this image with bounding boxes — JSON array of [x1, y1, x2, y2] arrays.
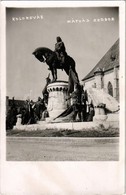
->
[[32, 36, 79, 82]]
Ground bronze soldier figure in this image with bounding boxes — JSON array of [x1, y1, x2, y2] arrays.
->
[[66, 84, 82, 122]]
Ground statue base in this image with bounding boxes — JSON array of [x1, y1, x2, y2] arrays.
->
[[47, 80, 70, 120]]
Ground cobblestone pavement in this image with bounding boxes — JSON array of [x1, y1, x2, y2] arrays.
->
[[6, 137, 119, 161]]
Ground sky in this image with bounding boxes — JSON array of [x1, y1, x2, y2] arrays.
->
[[6, 7, 119, 101]]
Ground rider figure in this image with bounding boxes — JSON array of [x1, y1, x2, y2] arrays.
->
[[55, 36, 67, 66]]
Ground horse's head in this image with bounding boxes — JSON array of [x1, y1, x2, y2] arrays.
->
[[32, 47, 53, 63], [32, 50, 45, 62]]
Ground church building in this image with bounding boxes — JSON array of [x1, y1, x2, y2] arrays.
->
[[82, 39, 119, 102]]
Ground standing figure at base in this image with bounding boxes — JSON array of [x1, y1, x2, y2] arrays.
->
[[81, 86, 87, 121], [66, 84, 82, 122]]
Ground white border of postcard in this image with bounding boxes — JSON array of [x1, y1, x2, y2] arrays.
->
[[0, 1, 125, 195]]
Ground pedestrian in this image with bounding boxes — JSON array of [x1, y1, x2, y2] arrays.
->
[[87, 103, 95, 122]]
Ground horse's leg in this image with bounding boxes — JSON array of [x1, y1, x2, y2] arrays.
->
[[50, 68, 54, 81], [52, 68, 57, 81], [63, 67, 69, 76], [51, 61, 57, 81], [51, 67, 57, 81]]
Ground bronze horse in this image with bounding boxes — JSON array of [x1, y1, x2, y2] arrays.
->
[[32, 47, 79, 81]]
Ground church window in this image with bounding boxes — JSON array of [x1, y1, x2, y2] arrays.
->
[[108, 82, 113, 96]]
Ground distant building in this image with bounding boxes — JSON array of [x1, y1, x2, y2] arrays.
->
[[82, 39, 119, 102], [6, 96, 26, 113]]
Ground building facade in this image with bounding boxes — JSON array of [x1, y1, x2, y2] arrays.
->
[[6, 96, 26, 114], [82, 39, 119, 102]]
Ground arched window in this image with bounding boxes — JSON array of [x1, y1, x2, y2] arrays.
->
[[108, 82, 113, 96]]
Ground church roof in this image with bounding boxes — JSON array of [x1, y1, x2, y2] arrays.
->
[[82, 39, 119, 81]]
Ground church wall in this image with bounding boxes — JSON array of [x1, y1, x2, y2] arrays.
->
[[84, 70, 114, 93], [83, 77, 95, 90], [103, 70, 114, 93], [83, 67, 119, 101], [104, 68, 119, 101]]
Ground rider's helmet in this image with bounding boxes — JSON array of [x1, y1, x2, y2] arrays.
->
[[56, 36, 62, 42]]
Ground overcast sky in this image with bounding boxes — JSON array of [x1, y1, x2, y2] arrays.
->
[[6, 7, 119, 100]]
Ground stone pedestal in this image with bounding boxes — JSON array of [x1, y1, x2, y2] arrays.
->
[[94, 107, 105, 115], [93, 104, 108, 122], [47, 81, 70, 119], [16, 114, 22, 126]]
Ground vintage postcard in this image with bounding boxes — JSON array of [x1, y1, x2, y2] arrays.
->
[[0, 1, 125, 195]]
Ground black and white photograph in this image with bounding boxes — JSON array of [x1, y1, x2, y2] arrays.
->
[[6, 5, 120, 161], [0, 1, 125, 195]]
